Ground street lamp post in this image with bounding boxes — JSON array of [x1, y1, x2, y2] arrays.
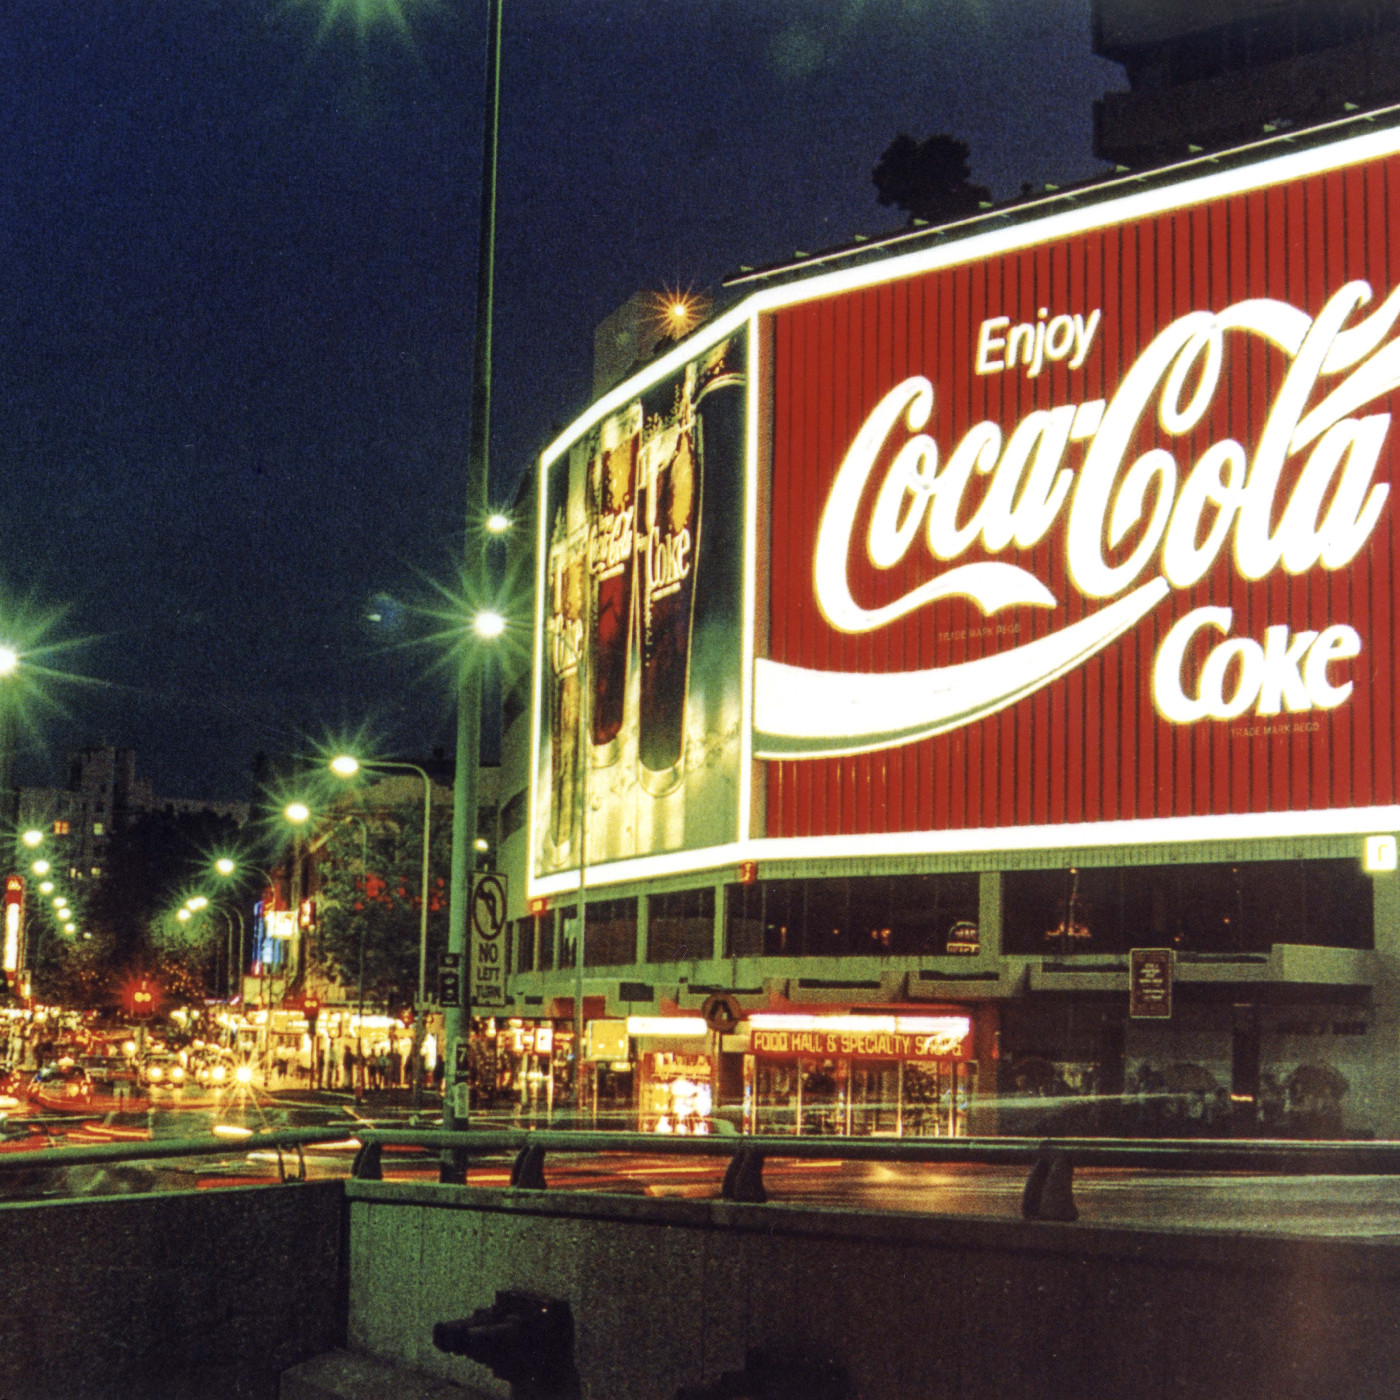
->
[[284, 803, 310, 988], [334, 813, 370, 1102], [331, 756, 433, 1109], [442, 0, 505, 1179]]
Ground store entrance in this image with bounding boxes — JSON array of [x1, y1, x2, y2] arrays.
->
[[745, 1055, 976, 1137]]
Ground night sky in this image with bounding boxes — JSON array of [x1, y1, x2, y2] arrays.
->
[[0, 0, 1124, 802]]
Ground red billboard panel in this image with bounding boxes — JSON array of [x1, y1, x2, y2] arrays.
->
[[759, 136, 1400, 841]]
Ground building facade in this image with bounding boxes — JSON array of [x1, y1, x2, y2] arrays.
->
[[17, 745, 249, 887], [488, 110, 1400, 1141]]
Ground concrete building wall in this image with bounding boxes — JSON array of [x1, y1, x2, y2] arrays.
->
[[0, 1180, 344, 1399], [347, 1178, 1400, 1400]]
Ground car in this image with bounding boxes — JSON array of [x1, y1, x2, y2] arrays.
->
[[78, 1054, 136, 1090], [192, 1049, 234, 1088], [139, 1053, 186, 1091], [27, 1061, 95, 1109]]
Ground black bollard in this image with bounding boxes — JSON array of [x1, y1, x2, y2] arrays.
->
[[434, 1289, 580, 1400]]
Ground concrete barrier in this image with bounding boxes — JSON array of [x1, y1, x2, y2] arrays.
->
[[346, 1177, 1400, 1400], [0, 1180, 345, 1400]]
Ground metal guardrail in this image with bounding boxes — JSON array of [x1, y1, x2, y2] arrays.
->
[[347, 1128, 1400, 1212], [5, 1123, 1400, 1217], [0, 1125, 354, 1180]]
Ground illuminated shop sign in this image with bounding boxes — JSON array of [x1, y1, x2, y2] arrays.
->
[[751, 1027, 970, 1061], [532, 123, 1400, 897]]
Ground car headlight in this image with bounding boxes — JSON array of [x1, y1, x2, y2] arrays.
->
[[212, 1066, 226, 1082], [170, 1067, 184, 1082], [148, 1066, 163, 1081]]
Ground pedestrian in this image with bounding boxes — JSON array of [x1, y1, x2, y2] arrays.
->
[[388, 1043, 403, 1089], [342, 1040, 355, 1091]]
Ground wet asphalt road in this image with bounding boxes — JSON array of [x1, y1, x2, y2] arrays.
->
[[7, 1090, 1400, 1239]]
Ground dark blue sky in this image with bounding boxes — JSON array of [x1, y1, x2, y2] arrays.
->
[[0, 0, 1124, 801]]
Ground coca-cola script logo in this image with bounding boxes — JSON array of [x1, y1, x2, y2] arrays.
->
[[754, 280, 1400, 758]]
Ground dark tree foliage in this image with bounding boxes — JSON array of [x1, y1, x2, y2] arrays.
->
[[872, 132, 991, 224], [28, 921, 116, 1009], [312, 808, 452, 1016], [93, 808, 242, 972]]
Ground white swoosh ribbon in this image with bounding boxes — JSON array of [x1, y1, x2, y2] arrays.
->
[[754, 576, 1170, 758]]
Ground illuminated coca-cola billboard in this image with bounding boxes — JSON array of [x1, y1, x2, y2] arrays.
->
[[758, 131, 1400, 845], [530, 125, 1400, 897]]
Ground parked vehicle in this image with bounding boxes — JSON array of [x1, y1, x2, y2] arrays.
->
[[28, 1061, 94, 1109]]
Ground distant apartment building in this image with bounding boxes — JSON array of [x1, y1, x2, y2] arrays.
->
[[1093, 0, 1400, 166], [17, 745, 249, 884]]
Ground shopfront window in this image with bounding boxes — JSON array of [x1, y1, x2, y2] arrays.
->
[[744, 1053, 975, 1137], [725, 874, 979, 958], [512, 916, 543, 973], [647, 887, 715, 963], [1002, 859, 1374, 955]]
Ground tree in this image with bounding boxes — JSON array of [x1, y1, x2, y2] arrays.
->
[[872, 133, 991, 225], [310, 805, 452, 1016], [29, 921, 117, 1010], [148, 910, 223, 1005]]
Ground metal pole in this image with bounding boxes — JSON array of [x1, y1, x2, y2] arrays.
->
[[574, 538, 590, 1119], [232, 907, 245, 1010], [350, 817, 367, 1103], [289, 835, 303, 989], [414, 768, 432, 1110], [443, 0, 503, 1166]]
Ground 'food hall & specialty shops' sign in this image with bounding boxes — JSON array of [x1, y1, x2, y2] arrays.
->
[[752, 1027, 971, 1061]]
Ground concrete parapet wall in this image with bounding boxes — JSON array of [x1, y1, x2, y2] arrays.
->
[[0, 1181, 345, 1400], [347, 1178, 1400, 1400]]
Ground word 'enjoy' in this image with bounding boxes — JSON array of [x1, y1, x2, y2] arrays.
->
[[975, 308, 1102, 377]]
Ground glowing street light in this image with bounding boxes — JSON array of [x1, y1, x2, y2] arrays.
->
[[177, 908, 191, 923], [37, 881, 53, 895], [21, 830, 42, 848], [213, 859, 247, 996], [485, 512, 511, 534], [187, 895, 209, 911], [30, 860, 49, 876], [285, 802, 310, 825], [329, 756, 360, 779], [0, 647, 17, 678], [51, 896, 66, 910], [472, 610, 506, 640]]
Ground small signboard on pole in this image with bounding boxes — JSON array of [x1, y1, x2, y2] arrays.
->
[[1129, 948, 1173, 1019], [469, 872, 508, 1010]]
